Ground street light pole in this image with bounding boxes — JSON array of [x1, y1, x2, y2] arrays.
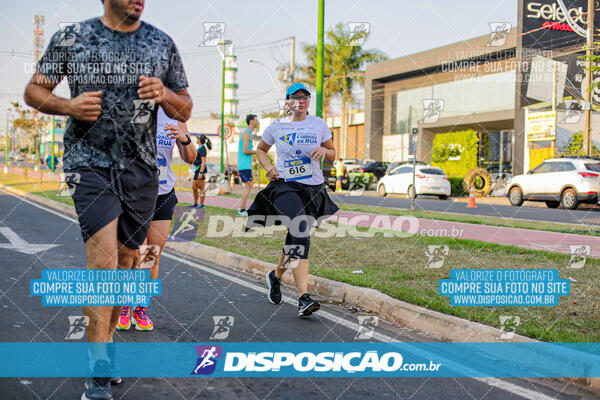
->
[[248, 59, 280, 90], [51, 115, 55, 171], [4, 109, 9, 174], [290, 35, 295, 82], [316, 0, 324, 118], [584, 0, 595, 156], [410, 155, 416, 210], [220, 56, 226, 176], [217, 40, 232, 177]]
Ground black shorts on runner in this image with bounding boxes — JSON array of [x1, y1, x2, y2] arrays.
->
[[153, 188, 178, 221], [67, 159, 159, 249], [193, 168, 205, 180]]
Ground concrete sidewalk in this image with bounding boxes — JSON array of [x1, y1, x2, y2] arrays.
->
[[177, 191, 600, 258]]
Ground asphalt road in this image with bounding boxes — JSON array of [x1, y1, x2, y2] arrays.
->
[[0, 191, 596, 400], [330, 193, 600, 226]]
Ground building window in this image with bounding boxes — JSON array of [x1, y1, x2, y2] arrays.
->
[[389, 70, 516, 135]]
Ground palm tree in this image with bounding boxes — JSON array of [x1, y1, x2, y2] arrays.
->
[[294, 23, 387, 157], [296, 42, 340, 118], [11, 102, 49, 171], [327, 23, 386, 158]]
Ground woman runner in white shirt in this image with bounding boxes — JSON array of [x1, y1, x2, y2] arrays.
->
[[247, 83, 338, 317], [117, 106, 195, 331]]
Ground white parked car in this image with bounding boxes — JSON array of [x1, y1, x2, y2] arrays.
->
[[377, 165, 451, 199], [506, 158, 600, 209]]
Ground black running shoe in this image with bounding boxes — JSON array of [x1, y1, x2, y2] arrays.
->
[[82, 360, 113, 400], [298, 294, 320, 317], [266, 270, 283, 305]]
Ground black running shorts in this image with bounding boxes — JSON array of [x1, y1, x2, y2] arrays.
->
[[152, 188, 178, 221], [67, 159, 159, 249]]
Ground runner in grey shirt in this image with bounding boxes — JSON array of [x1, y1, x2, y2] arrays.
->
[[24, 1, 192, 398]]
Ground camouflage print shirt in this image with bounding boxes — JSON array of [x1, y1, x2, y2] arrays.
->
[[37, 18, 188, 170]]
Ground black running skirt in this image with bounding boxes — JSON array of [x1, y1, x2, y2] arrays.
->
[[247, 179, 339, 227]]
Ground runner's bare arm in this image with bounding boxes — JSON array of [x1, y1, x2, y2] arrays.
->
[[321, 139, 336, 162], [24, 72, 102, 121], [256, 140, 272, 169], [172, 122, 196, 164], [242, 131, 256, 155], [138, 75, 192, 122], [256, 140, 278, 180], [309, 139, 336, 162]]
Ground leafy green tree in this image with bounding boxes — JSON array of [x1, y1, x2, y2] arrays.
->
[[561, 132, 600, 157]]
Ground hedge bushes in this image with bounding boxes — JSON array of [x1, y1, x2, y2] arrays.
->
[[448, 177, 466, 197], [431, 129, 479, 178]]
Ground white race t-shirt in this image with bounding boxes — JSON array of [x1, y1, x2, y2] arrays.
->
[[156, 107, 177, 195], [261, 115, 332, 185]]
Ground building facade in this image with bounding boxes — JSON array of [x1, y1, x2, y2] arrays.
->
[[365, 0, 600, 176]]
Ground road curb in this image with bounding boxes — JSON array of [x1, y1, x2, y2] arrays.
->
[[1, 183, 598, 395]]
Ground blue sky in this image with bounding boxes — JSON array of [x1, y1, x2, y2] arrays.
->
[[0, 0, 517, 119]]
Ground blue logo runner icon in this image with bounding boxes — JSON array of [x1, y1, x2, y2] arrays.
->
[[191, 345, 222, 375], [279, 132, 296, 146]]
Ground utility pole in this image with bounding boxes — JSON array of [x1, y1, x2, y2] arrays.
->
[[217, 40, 232, 178], [316, 0, 324, 118], [51, 115, 55, 171], [4, 110, 9, 174], [33, 15, 45, 172], [584, 0, 594, 156], [552, 61, 557, 157], [289, 36, 295, 82]]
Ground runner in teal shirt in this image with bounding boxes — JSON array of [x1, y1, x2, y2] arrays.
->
[[237, 114, 257, 215]]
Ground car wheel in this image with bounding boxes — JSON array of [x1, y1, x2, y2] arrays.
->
[[545, 201, 560, 209], [439, 195, 448, 200], [508, 186, 523, 206], [377, 184, 387, 197], [560, 188, 579, 210], [407, 185, 417, 199]]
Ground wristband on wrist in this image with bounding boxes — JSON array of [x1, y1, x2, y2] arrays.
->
[[180, 134, 191, 145]]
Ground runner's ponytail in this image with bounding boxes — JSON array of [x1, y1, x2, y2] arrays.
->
[[199, 134, 212, 151]]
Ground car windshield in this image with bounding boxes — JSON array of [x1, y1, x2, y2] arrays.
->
[[420, 168, 445, 175], [584, 163, 600, 172]]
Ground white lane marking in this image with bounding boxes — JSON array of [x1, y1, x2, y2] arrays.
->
[[0, 227, 60, 254], [5, 190, 557, 400], [161, 251, 558, 400]]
